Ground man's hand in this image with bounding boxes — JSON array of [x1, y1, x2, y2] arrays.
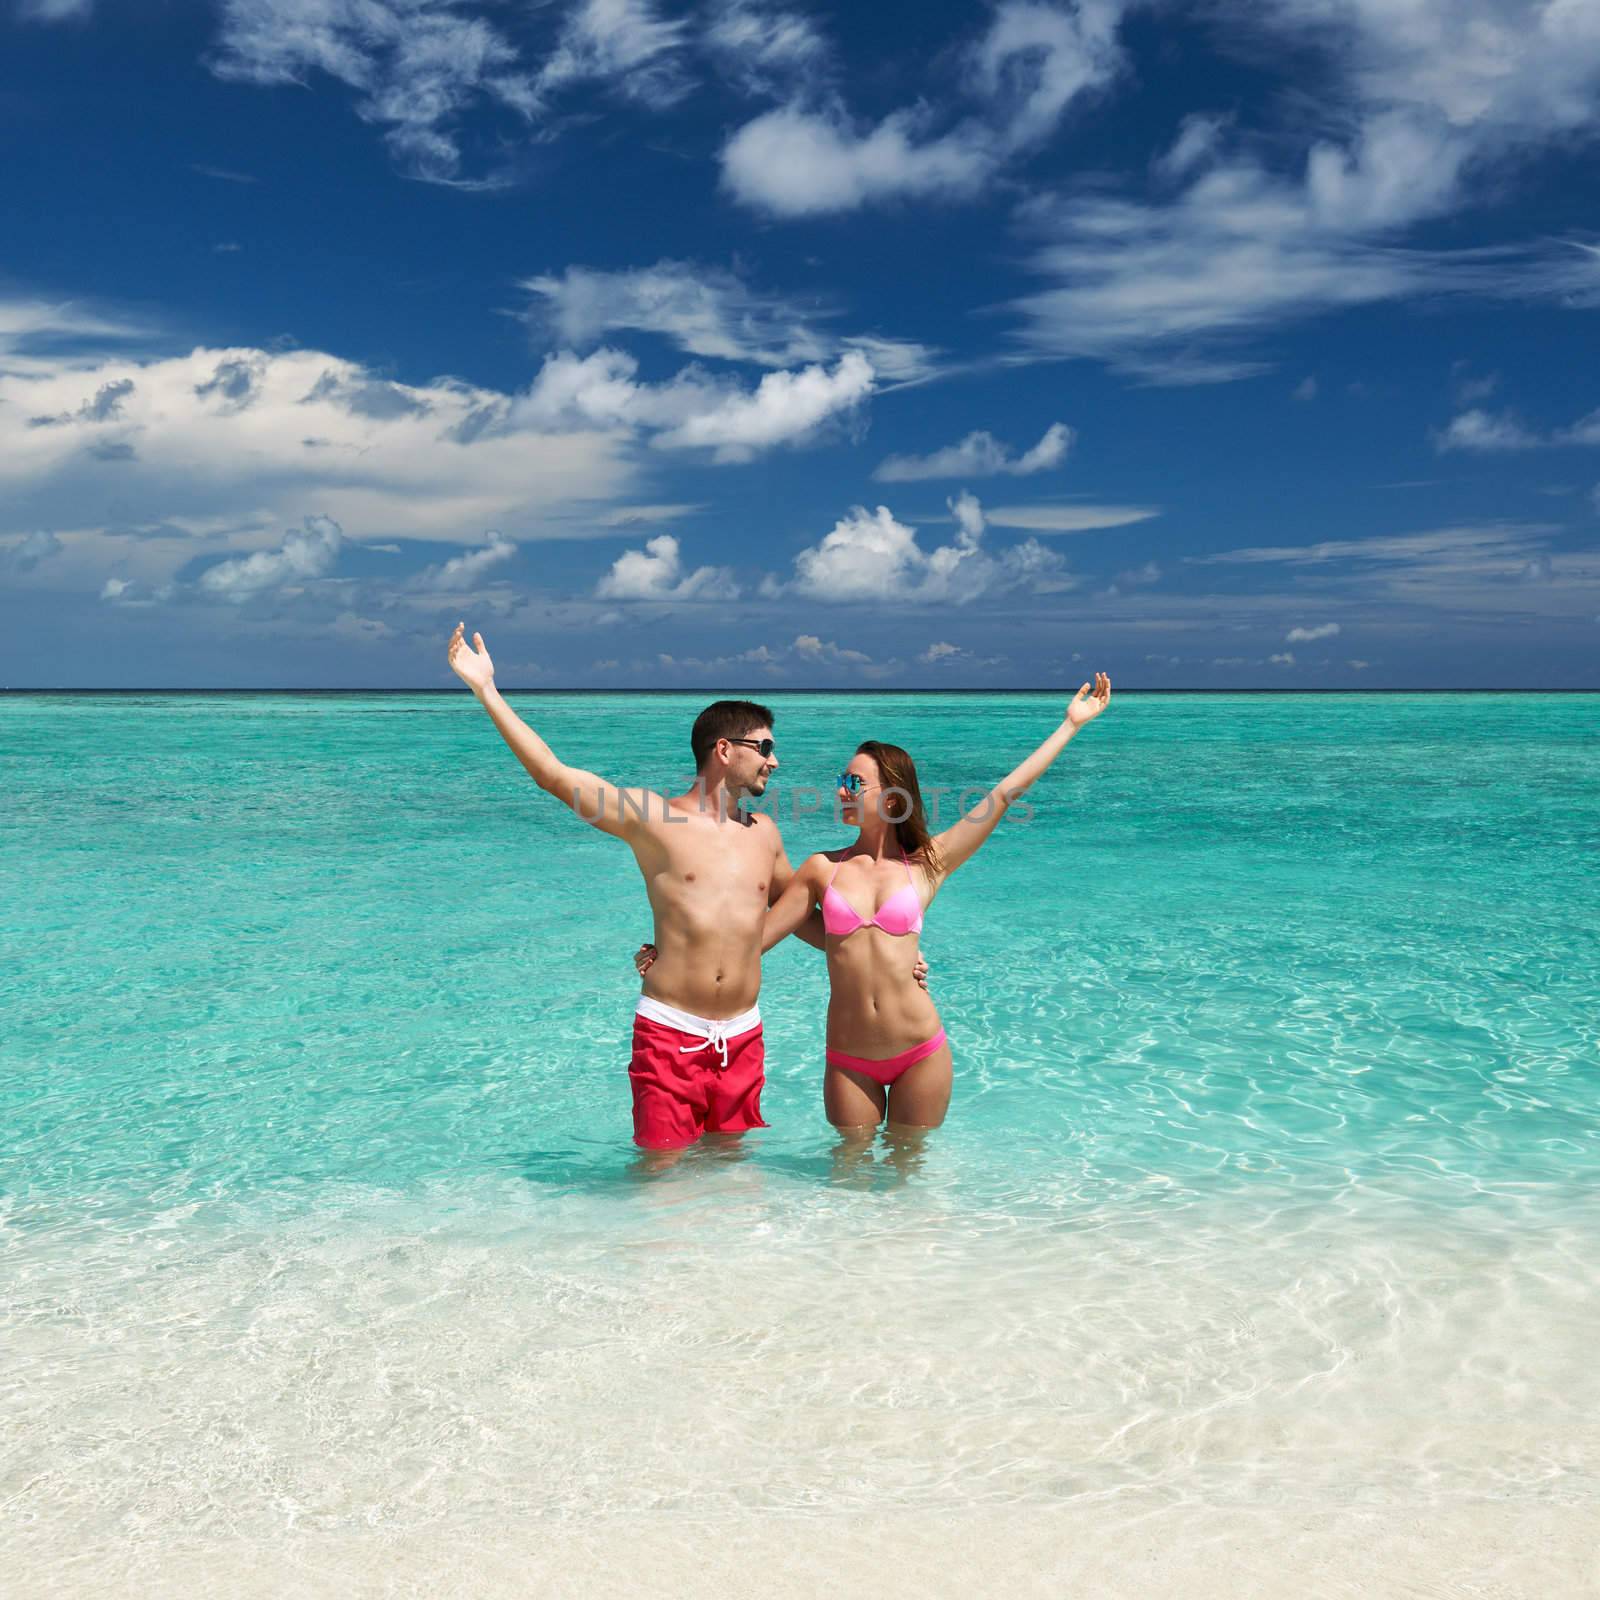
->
[[913, 952, 930, 991], [448, 621, 495, 695], [1066, 671, 1112, 728]]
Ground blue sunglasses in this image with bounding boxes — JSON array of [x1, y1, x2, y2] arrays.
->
[[836, 771, 866, 794]]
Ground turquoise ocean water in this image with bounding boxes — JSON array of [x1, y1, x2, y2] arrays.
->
[[4, 692, 1597, 1584]]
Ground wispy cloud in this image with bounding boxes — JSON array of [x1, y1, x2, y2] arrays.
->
[[1189, 525, 1554, 569], [408, 530, 517, 592], [522, 260, 939, 381], [209, 0, 539, 187], [703, 0, 828, 97], [523, 260, 831, 367], [981, 503, 1158, 533], [16, 0, 92, 20], [874, 422, 1072, 482], [536, 0, 691, 111], [1006, 0, 1600, 377], [720, 0, 1126, 216], [191, 163, 258, 184]]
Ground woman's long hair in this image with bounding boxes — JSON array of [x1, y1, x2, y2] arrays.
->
[[856, 740, 943, 877]]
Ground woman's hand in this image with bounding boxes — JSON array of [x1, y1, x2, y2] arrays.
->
[[448, 621, 495, 695], [1066, 671, 1111, 728]]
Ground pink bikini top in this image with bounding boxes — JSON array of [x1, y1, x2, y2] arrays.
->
[[821, 851, 925, 938]]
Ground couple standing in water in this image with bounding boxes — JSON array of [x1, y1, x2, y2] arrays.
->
[[447, 621, 1111, 1151]]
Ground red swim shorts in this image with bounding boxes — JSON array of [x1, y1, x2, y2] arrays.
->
[[629, 998, 767, 1150]]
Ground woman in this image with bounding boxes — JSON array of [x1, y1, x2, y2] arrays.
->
[[764, 674, 1111, 1133]]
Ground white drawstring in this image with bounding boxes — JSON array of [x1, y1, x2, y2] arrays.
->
[[680, 1022, 731, 1072]]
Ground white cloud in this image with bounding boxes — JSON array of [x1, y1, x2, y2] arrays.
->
[[873, 421, 1072, 481], [1154, 112, 1230, 181], [783, 494, 1072, 605], [1435, 408, 1541, 451], [1286, 622, 1340, 642], [409, 530, 517, 592], [1293, 376, 1318, 401], [3, 530, 64, 572], [1348, 659, 1371, 670], [720, 103, 992, 217], [720, 1, 1126, 216], [199, 514, 344, 602], [703, 0, 827, 96], [209, 0, 538, 187], [1435, 405, 1600, 452], [537, 0, 691, 110], [508, 346, 872, 461], [972, 0, 1126, 151], [0, 336, 635, 553], [652, 350, 873, 462], [981, 503, 1158, 533], [1562, 410, 1600, 447], [1269, 651, 1296, 666], [919, 640, 965, 665], [596, 534, 739, 600], [793, 633, 870, 665], [99, 575, 174, 608]]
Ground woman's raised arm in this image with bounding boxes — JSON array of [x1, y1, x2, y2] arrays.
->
[[931, 673, 1111, 880], [761, 855, 825, 953]]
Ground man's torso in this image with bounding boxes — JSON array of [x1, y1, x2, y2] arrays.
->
[[632, 800, 778, 1019]]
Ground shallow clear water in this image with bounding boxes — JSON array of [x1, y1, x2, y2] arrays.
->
[[3, 693, 1598, 1577]]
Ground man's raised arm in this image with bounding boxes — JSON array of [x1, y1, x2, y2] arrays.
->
[[448, 623, 653, 839]]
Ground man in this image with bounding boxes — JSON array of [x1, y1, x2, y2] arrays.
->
[[447, 622, 859, 1151]]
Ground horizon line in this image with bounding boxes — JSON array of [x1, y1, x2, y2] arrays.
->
[[4, 686, 1599, 696]]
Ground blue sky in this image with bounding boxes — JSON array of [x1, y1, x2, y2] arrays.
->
[[3, 0, 1598, 688]]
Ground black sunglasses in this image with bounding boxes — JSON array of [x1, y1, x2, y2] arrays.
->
[[728, 737, 776, 758]]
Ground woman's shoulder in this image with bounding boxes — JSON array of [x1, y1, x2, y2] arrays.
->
[[804, 847, 855, 878]]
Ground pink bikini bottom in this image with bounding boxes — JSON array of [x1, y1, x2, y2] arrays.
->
[[825, 1029, 947, 1087]]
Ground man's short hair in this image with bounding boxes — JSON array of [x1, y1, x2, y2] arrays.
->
[[691, 700, 775, 771]]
